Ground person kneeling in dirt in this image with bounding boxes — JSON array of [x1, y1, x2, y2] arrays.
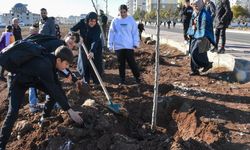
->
[[0, 46, 83, 150], [187, 0, 214, 76]]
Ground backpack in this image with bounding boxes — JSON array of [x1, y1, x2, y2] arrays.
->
[[24, 34, 64, 53], [24, 34, 58, 43], [0, 40, 45, 73]]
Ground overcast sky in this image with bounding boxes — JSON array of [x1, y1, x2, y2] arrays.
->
[[0, 0, 127, 17]]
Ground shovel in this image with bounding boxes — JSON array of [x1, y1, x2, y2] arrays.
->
[[81, 43, 121, 114]]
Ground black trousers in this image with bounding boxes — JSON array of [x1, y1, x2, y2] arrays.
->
[[190, 39, 210, 72], [183, 22, 190, 41], [215, 27, 226, 48], [0, 66, 5, 78], [115, 49, 140, 81], [139, 31, 142, 40], [0, 75, 56, 149], [80, 46, 103, 84]]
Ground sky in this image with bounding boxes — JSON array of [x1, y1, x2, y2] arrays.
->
[[0, 0, 127, 17]]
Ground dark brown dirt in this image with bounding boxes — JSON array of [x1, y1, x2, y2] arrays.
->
[[0, 41, 250, 150]]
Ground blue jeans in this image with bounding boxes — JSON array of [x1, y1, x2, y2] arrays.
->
[[29, 88, 38, 106]]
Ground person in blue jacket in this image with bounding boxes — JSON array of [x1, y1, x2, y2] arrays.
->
[[71, 12, 103, 86], [187, 0, 214, 75]]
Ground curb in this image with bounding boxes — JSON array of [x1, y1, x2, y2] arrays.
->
[[142, 32, 250, 82], [142, 32, 235, 71], [227, 29, 250, 34]]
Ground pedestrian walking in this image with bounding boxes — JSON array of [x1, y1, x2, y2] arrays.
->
[[181, 0, 193, 44], [212, 0, 232, 53], [138, 21, 145, 40], [167, 20, 171, 29]]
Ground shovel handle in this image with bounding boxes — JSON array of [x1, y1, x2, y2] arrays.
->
[[81, 43, 112, 101]]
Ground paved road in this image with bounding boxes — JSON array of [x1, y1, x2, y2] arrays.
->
[[145, 25, 250, 44]]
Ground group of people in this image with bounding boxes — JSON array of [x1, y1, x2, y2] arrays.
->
[[0, 4, 141, 149], [181, 0, 232, 75], [0, 0, 235, 148], [0, 18, 22, 81]]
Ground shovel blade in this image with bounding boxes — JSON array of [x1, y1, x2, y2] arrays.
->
[[106, 102, 121, 113]]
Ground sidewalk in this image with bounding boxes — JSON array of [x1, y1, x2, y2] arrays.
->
[[142, 27, 250, 82]]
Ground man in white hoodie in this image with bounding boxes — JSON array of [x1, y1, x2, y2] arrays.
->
[[108, 4, 141, 85]]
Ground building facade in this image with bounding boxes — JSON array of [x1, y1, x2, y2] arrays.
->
[[146, 0, 178, 12], [127, 0, 134, 15], [135, 0, 147, 12], [0, 3, 40, 26]]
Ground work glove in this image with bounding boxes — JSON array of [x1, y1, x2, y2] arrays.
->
[[67, 108, 83, 124]]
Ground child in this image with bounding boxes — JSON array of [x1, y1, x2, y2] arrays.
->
[[0, 46, 83, 150], [25, 32, 80, 113]]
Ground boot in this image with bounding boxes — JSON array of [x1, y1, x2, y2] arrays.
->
[[202, 62, 213, 72], [218, 47, 225, 54], [210, 46, 218, 52]]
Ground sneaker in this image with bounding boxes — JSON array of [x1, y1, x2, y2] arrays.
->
[[189, 71, 200, 76], [217, 47, 225, 54], [53, 103, 61, 109], [118, 79, 125, 85], [184, 40, 188, 45], [38, 116, 49, 128], [202, 62, 213, 72], [210, 47, 218, 53], [38, 116, 57, 128], [30, 103, 44, 113], [0, 77, 7, 82]]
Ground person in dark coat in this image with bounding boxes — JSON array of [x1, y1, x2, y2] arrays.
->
[[203, 0, 216, 21], [39, 8, 56, 36], [0, 46, 83, 150], [203, 0, 216, 47], [173, 18, 177, 28], [181, 0, 193, 43], [99, 9, 108, 41], [138, 21, 145, 40], [11, 18, 22, 41], [212, 0, 231, 53], [71, 12, 103, 86], [167, 20, 171, 29]]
